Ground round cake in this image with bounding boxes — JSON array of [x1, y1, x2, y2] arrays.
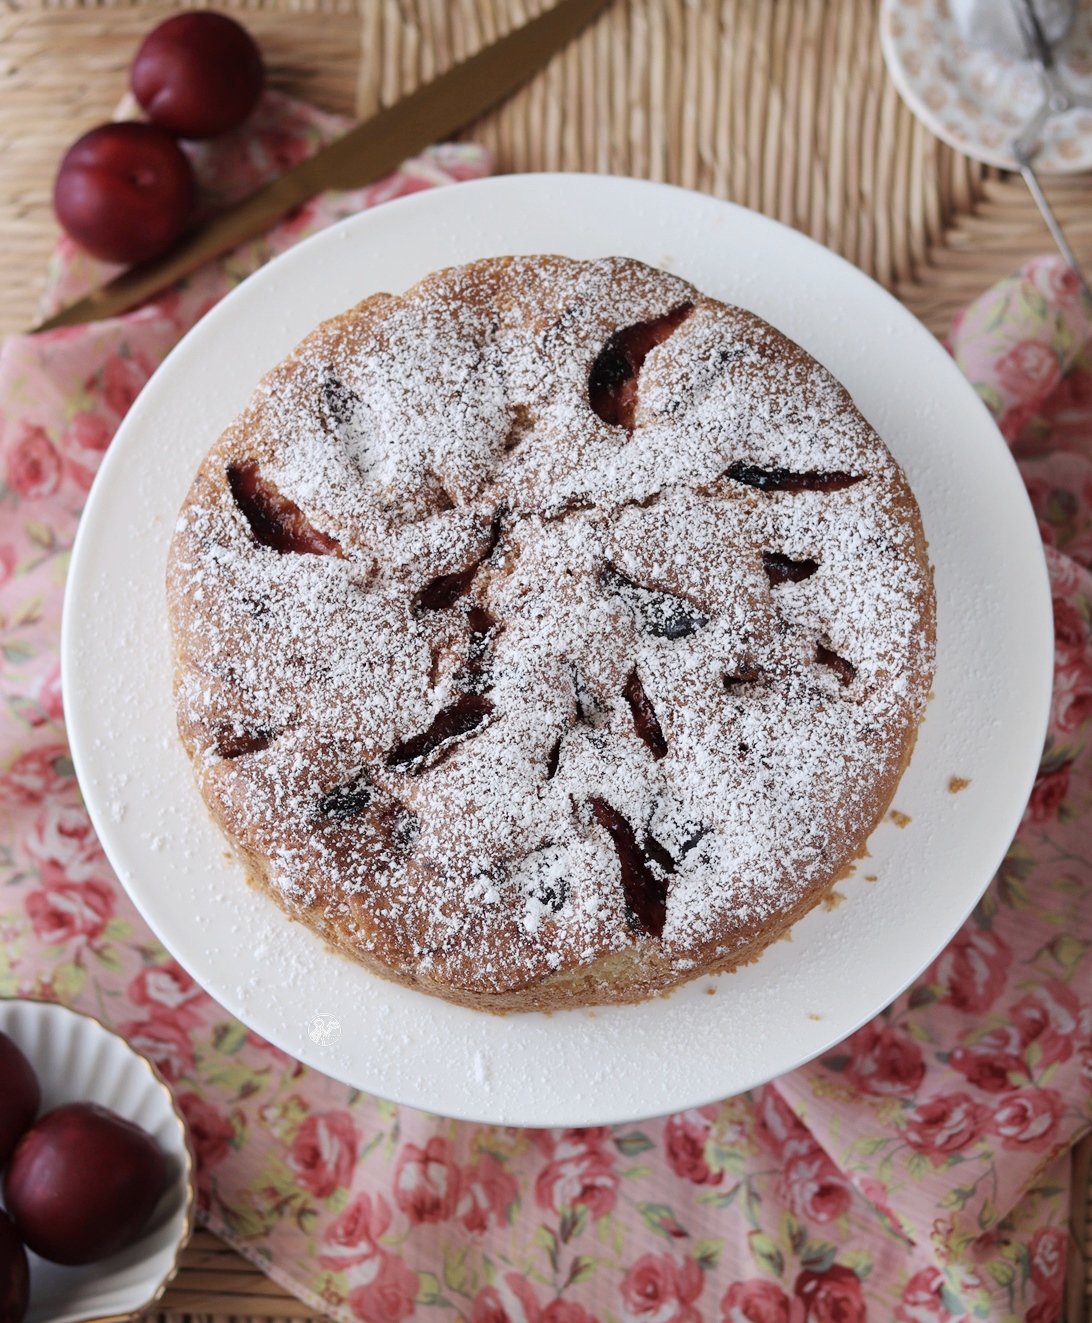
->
[[167, 255, 936, 1013]]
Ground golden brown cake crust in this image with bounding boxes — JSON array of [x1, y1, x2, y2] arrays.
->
[[167, 256, 936, 1013]]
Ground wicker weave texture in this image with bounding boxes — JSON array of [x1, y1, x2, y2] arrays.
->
[[358, 0, 987, 290], [0, 0, 993, 334], [151, 1228, 329, 1320]]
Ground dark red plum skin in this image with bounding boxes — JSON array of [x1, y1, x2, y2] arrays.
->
[[53, 122, 195, 265], [4, 1101, 167, 1266], [0, 1031, 39, 1167], [131, 13, 265, 140], [0, 1211, 29, 1323]]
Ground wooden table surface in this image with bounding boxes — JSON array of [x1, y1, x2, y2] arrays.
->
[[155, 1228, 329, 1320]]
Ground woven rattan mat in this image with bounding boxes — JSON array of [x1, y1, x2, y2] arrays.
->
[[3, 0, 1092, 1317], [6, 0, 1074, 339]]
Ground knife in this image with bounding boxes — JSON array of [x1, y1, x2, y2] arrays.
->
[[34, 0, 614, 333]]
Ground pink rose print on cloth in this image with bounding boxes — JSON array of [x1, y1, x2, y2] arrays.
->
[[178, 1092, 236, 1173], [949, 1025, 1026, 1093], [901, 1093, 990, 1168], [534, 1128, 620, 1219], [540, 1303, 598, 1323], [5, 423, 62, 500], [721, 1279, 804, 1323], [793, 1266, 867, 1323], [755, 1089, 853, 1224], [1021, 459, 1092, 565], [995, 340, 1060, 404], [1055, 661, 1092, 737], [348, 1253, 419, 1323], [1027, 759, 1072, 823], [129, 959, 208, 1022], [394, 1136, 461, 1224], [0, 542, 16, 590], [931, 928, 1013, 1014], [842, 1023, 925, 1097], [1027, 1225, 1067, 1322], [619, 1254, 703, 1323], [456, 1152, 519, 1235], [33, 662, 63, 727], [1, 93, 1091, 1322], [663, 1108, 722, 1185], [60, 411, 112, 492], [289, 1110, 360, 1199], [319, 1193, 392, 1271], [1010, 979, 1086, 1066], [1030, 1225, 1066, 1294], [24, 800, 108, 888], [778, 1146, 853, 1226], [90, 346, 157, 420], [987, 1089, 1066, 1153], [0, 743, 75, 804], [950, 254, 1092, 447], [894, 1267, 956, 1323], [471, 1273, 544, 1323], [24, 876, 113, 947], [117, 1012, 196, 1084], [317, 1192, 419, 1323], [471, 1273, 599, 1323]]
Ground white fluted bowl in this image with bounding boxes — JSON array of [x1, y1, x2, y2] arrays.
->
[[0, 999, 194, 1323]]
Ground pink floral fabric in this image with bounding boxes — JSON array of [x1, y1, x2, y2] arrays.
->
[[0, 91, 1089, 1319]]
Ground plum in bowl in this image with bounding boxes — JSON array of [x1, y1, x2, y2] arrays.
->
[[0, 1000, 194, 1323]]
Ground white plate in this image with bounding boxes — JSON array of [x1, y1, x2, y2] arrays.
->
[[0, 999, 194, 1323], [881, 0, 1092, 173], [62, 174, 1053, 1126]]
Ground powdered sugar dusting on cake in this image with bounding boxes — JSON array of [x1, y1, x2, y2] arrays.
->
[[167, 256, 935, 1006]]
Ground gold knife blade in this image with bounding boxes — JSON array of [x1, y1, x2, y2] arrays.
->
[[34, 0, 614, 333]]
